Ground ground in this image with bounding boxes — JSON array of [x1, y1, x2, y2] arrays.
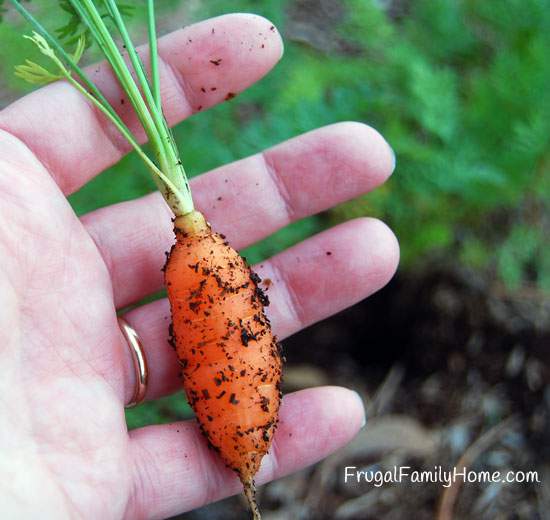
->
[[178, 263, 550, 519]]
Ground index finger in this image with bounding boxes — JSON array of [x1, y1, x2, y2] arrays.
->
[[0, 13, 283, 195]]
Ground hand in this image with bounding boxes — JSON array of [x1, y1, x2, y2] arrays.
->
[[0, 14, 398, 519]]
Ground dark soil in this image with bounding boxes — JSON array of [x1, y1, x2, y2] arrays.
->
[[178, 265, 549, 520]]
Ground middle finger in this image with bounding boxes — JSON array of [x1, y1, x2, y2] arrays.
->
[[82, 122, 394, 308]]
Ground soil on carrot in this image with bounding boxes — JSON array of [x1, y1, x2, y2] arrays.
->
[[173, 264, 549, 520]]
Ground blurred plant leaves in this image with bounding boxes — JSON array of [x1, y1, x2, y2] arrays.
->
[[2, 0, 548, 292]]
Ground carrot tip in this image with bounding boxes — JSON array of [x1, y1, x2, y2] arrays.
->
[[242, 477, 262, 520]]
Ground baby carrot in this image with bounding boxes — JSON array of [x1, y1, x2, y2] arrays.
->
[[165, 210, 283, 519]]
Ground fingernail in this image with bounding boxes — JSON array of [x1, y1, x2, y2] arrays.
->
[[352, 390, 367, 428], [268, 23, 284, 60], [389, 143, 396, 173]]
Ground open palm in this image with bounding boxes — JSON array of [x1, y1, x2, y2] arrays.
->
[[0, 14, 398, 520]]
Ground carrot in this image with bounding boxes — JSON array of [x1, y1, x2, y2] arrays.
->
[[165, 210, 283, 518]]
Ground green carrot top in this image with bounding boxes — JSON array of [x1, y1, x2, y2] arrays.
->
[[11, 0, 194, 217]]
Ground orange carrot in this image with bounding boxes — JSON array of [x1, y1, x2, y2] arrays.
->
[[164, 210, 283, 519]]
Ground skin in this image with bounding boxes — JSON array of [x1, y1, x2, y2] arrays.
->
[[0, 13, 398, 520]]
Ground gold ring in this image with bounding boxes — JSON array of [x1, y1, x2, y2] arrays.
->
[[118, 317, 149, 408]]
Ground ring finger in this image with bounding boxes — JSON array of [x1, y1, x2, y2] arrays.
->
[[82, 122, 395, 309]]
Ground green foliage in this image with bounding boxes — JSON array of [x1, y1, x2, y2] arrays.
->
[[497, 225, 540, 290], [5, 0, 545, 285], [55, 0, 133, 44], [125, 392, 193, 430], [184, 0, 549, 289]]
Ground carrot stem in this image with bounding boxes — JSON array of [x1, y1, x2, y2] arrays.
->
[[11, 0, 195, 217], [147, 0, 161, 110]]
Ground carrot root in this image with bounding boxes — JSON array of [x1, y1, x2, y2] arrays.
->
[[243, 478, 262, 520], [165, 210, 282, 515]]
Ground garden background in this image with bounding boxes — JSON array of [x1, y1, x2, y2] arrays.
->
[[1, 1, 548, 518]]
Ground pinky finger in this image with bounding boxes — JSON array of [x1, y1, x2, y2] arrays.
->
[[126, 386, 365, 519]]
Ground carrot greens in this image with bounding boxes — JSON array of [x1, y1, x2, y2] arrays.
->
[[11, 0, 194, 217]]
